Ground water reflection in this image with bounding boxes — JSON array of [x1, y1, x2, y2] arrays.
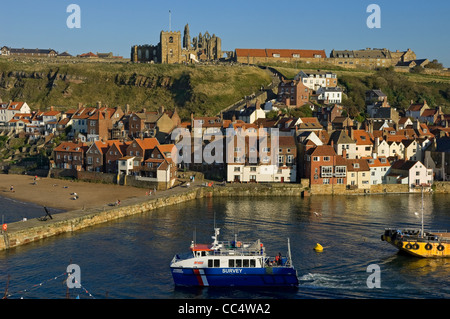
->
[[1, 194, 450, 299]]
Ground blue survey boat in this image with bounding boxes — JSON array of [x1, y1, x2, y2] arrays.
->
[[170, 227, 298, 287]]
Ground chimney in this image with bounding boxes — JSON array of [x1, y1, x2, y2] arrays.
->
[[159, 105, 165, 114], [97, 101, 102, 109], [126, 104, 130, 114], [342, 149, 347, 159], [255, 99, 261, 109]]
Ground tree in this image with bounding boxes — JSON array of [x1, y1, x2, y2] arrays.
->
[[424, 59, 443, 70]]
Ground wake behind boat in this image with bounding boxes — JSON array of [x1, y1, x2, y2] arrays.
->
[[170, 227, 299, 287]]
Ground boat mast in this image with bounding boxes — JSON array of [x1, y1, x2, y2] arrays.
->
[[421, 186, 424, 238], [287, 238, 293, 267]]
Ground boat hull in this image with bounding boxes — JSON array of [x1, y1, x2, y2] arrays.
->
[[171, 267, 299, 287]]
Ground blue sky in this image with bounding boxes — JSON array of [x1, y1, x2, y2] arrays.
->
[[1, 0, 449, 66]]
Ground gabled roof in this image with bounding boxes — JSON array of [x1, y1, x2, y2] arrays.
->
[[363, 156, 391, 167], [54, 141, 87, 152], [391, 159, 423, 171], [347, 158, 370, 172], [309, 145, 336, 157], [352, 130, 373, 145], [7, 102, 26, 110], [133, 137, 160, 150], [329, 130, 356, 145]]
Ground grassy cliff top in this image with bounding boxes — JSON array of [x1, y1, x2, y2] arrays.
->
[[0, 58, 272, 120]]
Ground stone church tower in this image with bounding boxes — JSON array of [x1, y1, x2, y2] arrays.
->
[[160, 30, 182, 64]]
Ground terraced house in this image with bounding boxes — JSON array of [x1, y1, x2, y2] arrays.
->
[[53, 141, 88, 171], [304, 145, 347, 186]]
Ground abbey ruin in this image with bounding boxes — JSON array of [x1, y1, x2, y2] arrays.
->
[[131, 24, 223, 64]]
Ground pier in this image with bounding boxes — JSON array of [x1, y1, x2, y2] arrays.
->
[[0, 183, 305, 251]]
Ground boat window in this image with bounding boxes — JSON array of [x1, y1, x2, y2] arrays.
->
[[250, 259, 256, 267], [243, 259, 249, 267], [236, 259, 242, 267], [208, 259, 221, 267], [229, 260, 235, 267]]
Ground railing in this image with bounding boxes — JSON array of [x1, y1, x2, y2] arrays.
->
[[385, 228, 450, 243]]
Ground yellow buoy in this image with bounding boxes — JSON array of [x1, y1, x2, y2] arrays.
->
[[314, 243, 323, 252]]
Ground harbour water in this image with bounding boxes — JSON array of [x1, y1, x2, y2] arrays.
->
[[1, 193, 450, 299]]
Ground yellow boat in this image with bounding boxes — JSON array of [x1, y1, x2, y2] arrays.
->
[[381, 187, 450, 258], [381, 228, 450, 257]]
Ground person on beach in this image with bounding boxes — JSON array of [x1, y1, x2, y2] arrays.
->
[[10, 185, 14, 192]]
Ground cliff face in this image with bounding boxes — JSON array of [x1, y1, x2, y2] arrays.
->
[[0, 60, 271, 119]]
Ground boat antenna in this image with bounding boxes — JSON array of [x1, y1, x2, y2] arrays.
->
[[421, 186, 424, 238]]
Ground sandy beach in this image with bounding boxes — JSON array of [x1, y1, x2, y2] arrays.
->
[[0, 174, 150, 211]]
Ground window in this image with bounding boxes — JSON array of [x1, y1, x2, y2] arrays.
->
[[208, 259, 220, 267], [234, 167, 240, 172], [321, 166, 333, 177], [287, 155, 294, 164], [335, 166, 346, 177], [323, 156, 330, 161], [323, 178, 330, 185], [313, 156, 319, 161]]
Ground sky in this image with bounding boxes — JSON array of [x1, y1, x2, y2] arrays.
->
[[1, 0, 449, 66]]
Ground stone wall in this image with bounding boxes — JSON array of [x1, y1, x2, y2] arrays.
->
[[432, 182, 450, 193], [310, 183, 410, 195]]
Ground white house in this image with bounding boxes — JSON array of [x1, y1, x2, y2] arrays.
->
[[7, 113, 32, 132], [118, 156, 136, 175], [365, 156, 391, 185], [238, 102, 266, 124], [316, 87, 342, 104], [387, 160, 433, 187], [294, 70, 338, 91], [226, 136, 297, 183], [0, 101, 31, 127]]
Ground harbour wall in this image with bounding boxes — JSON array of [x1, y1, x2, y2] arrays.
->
[[1, 182, 449, 251], [0, 184, 305, 251]]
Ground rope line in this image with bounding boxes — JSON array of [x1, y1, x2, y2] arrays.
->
[[4, 272, 96, 299]]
